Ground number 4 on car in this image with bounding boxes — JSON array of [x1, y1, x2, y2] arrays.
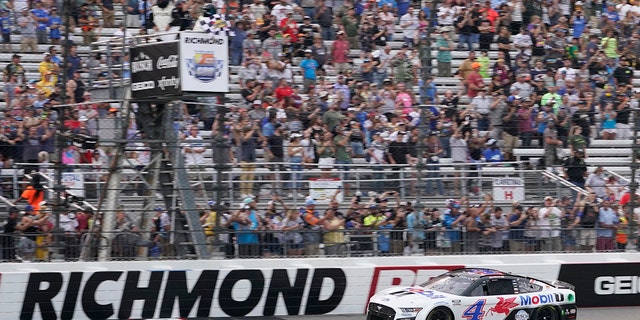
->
[[367, 268, 577, 320]]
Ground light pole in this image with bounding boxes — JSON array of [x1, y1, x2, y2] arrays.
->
[[211, 105, 231, 257], [415, 104, 430, 209], [627, 109, 640, 252]]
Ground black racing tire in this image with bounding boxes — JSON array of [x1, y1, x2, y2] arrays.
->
[[532, 305, 559, 320], [425, 307, 454, 320]]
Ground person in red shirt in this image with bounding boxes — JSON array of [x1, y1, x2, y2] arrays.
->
[[466, 62, 485, 98], [280, 12, 299, 42], [332, 31, 351, 75], [274, 79, 293, 101], [481, 1, 499, 32]]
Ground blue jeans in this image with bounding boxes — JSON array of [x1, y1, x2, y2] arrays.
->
[[351, 141, 365, 157], [372, 166, 384, 192], [425, 160, 445, 195], [321, 26, 334, 40], [230, 47, 243, 66], [439, 136, 451, 158], [374, 71, 387, 86], [289, 156, 303, 190], [458, 33, 474, 51], [335, 159, 351, 182], [477, 115, 489, 132], [521, 131, 534, 147]]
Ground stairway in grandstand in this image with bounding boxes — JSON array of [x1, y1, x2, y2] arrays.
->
[[0, 5, 636, 214]]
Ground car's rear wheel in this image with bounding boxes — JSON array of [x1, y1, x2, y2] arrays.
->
[[425, 307, 453, 320], [532, 305, 559, 320]]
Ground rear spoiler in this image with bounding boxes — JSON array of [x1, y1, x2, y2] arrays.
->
[[551, 280, 575, 291]]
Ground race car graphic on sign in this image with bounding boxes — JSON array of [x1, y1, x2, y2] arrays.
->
[[185, 53, 225, 83]]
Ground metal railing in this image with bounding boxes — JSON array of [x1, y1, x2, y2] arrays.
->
[[1, 226, 634, 262], [2, 160, 597, 204]]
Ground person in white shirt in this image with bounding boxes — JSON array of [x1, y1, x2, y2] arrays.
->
[[538, 196, 562, 251], [249, 0, 269, 20], [378, 4, 396, 41], [512, 27, 532, 57], [470, 89, 492, 131], [399, 9, 420, 47], [509, 74, 534, 99], [437, 3, 456, 27], [183, 125, 206, 166], [271, 0, 294, 24], [556, 58, 578, 82]]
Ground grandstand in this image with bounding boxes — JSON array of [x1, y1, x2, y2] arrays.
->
[[0, 1, 638, 260]]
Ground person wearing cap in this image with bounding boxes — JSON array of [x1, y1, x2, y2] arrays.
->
[[168, 0, 191, 32], [17, 7, 37, 52], [466, 61, 486, 99], [78, 3, 100, 46], [585, 166, 608, 199], [538, 196, 562, 252], [230, 197, 259, 257], [300, 198, 325, 256], [66, 68, 87, 104], [298, 14, 319, 48], [299, 48, 319, 93], [436, 25, 455, 77], [152, 207, 173, 257], [596, 199, 618, 252], [506, 204, 528, 252], [322, 207, 346, 256], [332, 30, 351, 74], [229, 21, 247, 66], [542, 116, 563, 173], [39, 52, 60, 84]]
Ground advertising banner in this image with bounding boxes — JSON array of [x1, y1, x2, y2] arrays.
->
[[558, 262, 640, 307], [130, 42, 181, 99], [0, 253, 638, 319], [179, 32, 229, 92]]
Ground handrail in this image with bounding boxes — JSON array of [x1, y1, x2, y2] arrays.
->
[[540, 170, 589, 196]]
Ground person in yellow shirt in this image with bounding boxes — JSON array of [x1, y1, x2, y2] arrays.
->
[[600, 29, 620, 61], [35, 72, 56, 97], [38, 53, 60, 83], [322, 208, 345, 256]]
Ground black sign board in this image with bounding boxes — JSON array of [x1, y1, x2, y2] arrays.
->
[[130, 42, 181, 99], [558, 262, 640, 307]]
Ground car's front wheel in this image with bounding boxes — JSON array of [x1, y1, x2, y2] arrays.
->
[[532, 305, 559, 320], [425, 307, 453, 320]]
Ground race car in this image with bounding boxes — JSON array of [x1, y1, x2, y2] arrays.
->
[[366, 268, 576, 320]]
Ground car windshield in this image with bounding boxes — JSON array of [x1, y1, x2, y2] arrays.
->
[[419, 274, 475, 296]]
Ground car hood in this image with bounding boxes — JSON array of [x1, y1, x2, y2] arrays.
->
[[370, 286, 455, 307]]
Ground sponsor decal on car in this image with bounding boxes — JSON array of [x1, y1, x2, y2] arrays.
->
[[488, 297, 519, 316], [514, 309, 530, 320], [519, 293, 557, 306]]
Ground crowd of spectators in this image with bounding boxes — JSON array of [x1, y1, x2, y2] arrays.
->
[[195, 187, 639, 259], [2, 0, 640, 260]]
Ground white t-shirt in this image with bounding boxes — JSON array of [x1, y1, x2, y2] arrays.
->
[[538, 206, 562, 238], [183, 134, 206, 166]]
